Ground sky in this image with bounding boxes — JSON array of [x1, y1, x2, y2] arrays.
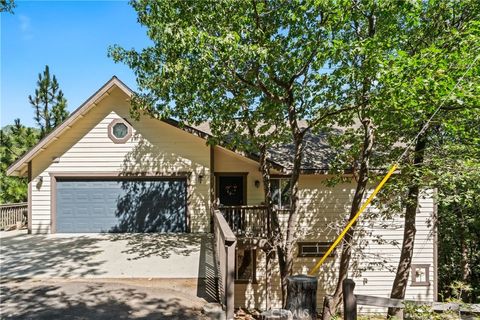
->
[[1, 0, 152, 128]]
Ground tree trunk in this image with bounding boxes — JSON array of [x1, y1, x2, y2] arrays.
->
[[457, 205, 471, 301], [387, 135, 426, 318], [458, 208, 470, 283], [278, 132, 305, 307], [259, 145, 282, 310], [322, 119, 374, 320], [259, 144, 276, 310]]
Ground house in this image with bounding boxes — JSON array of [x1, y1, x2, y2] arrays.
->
[[7, 77, 437, 312]]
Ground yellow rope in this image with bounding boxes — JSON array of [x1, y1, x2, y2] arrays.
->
[[308, 163, 398, 275], [307, 54, 479, 276]]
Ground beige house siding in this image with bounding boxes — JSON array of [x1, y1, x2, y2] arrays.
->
[[24, 83, 435, 312], [30, 87, 211, 234], [234, 175, 435, 311]]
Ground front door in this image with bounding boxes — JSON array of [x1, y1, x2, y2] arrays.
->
[[217, 175, 245, 206]]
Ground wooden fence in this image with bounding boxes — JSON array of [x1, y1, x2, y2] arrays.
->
[[343, 279, 480, 319], [0, 202, 27, 230], [213, 209, 237, 320]]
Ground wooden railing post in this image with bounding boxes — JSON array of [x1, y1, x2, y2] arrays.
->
[[213, 210, 237, 320], [225, 240, 236, 320], [343, 279, 357, 320]]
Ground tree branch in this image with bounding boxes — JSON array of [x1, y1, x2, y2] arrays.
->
[[233, 67, 285, 104], [287, 46, 318, 87], [303, 105, 357, 134]]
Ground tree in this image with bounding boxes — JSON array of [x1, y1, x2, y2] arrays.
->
[[318, 2, 418, 317], [0, 0, 15, 13], [110, 0, 480, 314], [110, 0, 357, 304], [29, 65, 69, 139], [372, 2, 480, 316], [435, 143, 480, 302], [0, 119, 38, 203], [312, 2, 480, 318]]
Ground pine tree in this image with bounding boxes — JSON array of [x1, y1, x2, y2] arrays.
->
[[0, 119, 39, 203], [28, 65, 69, 138], [0, 0, 15, 13]]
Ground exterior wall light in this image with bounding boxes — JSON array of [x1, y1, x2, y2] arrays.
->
[[35, 176, 43, 189]]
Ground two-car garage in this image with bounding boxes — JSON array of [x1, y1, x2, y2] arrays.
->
[[54, 177, 187, 233]]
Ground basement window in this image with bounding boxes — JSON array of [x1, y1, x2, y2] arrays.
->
[[297, 242, 334, 257], [411, 264, 430, 286], [235, 247, 257, 283]]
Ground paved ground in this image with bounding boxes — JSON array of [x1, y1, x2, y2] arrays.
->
[[1, 279, 209, 319], [0, 230, 214, 279], [0, 230, 219, 319]]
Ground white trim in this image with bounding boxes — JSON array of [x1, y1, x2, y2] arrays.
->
[[7, 77, 133, 176]]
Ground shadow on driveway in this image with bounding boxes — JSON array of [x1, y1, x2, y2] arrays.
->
[[0, 231, 215, 319], [1, 280, 207, 319], [0, 232, 106, 280], [108, 233, 205, 260], [0, 231, 213, 279]]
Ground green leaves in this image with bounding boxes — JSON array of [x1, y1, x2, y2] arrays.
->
[[110, 0, 349, 153], [0, 120, 39, 204], [0, 0, 15, 13], [28, 65, 69, 139], [110, 0, 480, 302]]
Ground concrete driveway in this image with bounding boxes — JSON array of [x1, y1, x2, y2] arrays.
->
[[0, 230, 214, 279], [0, 230, 218, 319], [1, 279, 209, 319]]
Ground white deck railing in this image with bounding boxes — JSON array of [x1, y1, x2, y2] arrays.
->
[[0, 202, 27, 230]]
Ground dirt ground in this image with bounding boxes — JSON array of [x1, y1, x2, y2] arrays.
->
[[0, 278, 209, 319]]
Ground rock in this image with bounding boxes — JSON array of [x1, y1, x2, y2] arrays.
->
[[203, 302, 226, 320]]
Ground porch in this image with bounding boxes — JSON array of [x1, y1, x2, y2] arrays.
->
[[217, 205, 270, 239], [213, 206, 275, 319]]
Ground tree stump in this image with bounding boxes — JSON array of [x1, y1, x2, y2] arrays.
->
[[286, 275, 318, 319]]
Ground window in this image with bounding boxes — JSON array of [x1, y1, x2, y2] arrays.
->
[[411, 264, 430, 286], [108, 119, 132, 143], [235, 247, 256, 283], [113, 123, 128, 139], [270, 177, 291, 209], [297, 242, 334, 257]]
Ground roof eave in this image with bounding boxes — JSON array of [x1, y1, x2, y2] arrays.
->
[[6, 76, 289, 177], [6, 76, 133, 177]]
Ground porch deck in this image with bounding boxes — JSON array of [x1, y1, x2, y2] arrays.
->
[[218, 205, 269, 239]]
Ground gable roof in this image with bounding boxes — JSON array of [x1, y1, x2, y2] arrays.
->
[[7, 76, 335, 177], [7, 76, 133, 176]]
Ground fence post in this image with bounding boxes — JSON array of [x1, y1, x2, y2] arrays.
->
[[343, 279, 357, 320], [225, 240, 236, 320]]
